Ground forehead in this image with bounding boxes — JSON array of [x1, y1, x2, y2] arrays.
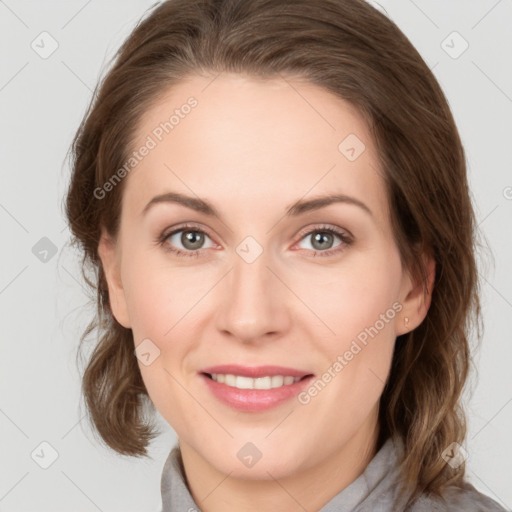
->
[[122, 72, 388, 226]]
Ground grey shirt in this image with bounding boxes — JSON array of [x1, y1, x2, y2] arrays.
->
[[160, 437, 509, 511]]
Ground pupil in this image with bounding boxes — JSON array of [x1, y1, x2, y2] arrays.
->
[[182, 231, 204, 249], [312, 232, 332, 250]]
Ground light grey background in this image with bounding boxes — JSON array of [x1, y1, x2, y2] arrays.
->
[[1, 1, 511, 511]]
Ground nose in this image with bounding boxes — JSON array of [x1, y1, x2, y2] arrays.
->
[[214, 249, 292, 344]]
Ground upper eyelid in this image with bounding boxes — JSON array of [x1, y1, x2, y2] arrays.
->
[[164, 223, 216, 242], [295, 224, 351, 239]]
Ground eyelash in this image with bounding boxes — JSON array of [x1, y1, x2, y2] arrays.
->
[[157, 223, 353, 259]]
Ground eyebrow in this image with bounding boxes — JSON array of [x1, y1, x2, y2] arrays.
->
[[141, 191, 373, 220]]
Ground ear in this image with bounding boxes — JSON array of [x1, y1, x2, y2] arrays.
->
[[396, 250, 436, 336], [97, 229, 131, 329]]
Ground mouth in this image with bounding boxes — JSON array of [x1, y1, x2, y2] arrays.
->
[[198, 365, 315, 411]]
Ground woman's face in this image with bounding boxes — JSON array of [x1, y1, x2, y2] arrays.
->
[[99, 73, 432, 481]]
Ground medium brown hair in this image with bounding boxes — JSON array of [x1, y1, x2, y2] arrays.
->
[[64, 0, 484, 505]]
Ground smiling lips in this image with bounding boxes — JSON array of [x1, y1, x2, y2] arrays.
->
[[200, 364, 314, 412]]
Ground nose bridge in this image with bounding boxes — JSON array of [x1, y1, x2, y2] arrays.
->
[[215, 242, 290, 342], [232, 246, 271, 301]]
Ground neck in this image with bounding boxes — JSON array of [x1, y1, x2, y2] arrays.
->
[[178, 411, 381, 512]]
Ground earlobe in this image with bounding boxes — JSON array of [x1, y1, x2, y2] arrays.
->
[[398, 252, 436, 335], [97, 230, 132, 329]]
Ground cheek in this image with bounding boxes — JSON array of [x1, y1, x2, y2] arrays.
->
[[124, 272, 169, 340], [121, 253, 210, 391], [121, 256, 204, 428], [303, 249, 403, 352], [121, 250, 206, 340], [298, 248, 401, 415]]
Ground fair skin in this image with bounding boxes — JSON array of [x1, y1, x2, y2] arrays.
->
[[98, 72, 434, 512]]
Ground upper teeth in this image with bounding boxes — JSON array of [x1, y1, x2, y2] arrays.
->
[[210, 374, 302, 390]]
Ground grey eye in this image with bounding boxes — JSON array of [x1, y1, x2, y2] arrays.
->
[[298, 231, 342, 251], [166, 229, 214, 251]]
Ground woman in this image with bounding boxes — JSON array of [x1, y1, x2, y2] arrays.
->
[[64, 0, 507, 510]]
